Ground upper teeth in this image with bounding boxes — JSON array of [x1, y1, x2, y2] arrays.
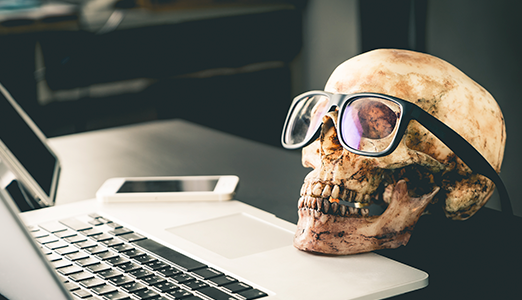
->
[[298, 196, 370, 217], [301, 182, 370, 204], [298, 181, 375, 217]]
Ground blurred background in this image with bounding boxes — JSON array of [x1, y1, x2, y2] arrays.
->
[[0, 0, 520, 217]]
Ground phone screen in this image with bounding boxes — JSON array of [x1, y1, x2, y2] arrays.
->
[[117, 179, 219, 193]]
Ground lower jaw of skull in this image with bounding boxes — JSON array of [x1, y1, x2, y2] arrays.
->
[[293, 180, 440, 255]]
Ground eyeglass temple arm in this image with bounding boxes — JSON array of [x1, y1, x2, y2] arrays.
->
[[410, 107, 513, 216]]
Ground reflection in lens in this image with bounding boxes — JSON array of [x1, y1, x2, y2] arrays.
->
[[358, 100, 397, 138], [340, 98, 400, 152], [285, 95, 329, 146], [341, 105, 363, 150]]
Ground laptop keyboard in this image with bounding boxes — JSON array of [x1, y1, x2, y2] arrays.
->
[[30, 213, 268, 300]]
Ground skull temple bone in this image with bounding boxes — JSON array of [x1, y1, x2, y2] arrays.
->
[[294, 49, 506, 255]]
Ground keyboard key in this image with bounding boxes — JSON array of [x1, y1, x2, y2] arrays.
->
[[59, 218, 92, 231], [69, 271, 94, 282], [31, 229, 49, 238], [107, 222, 123, 229], [96, 251, 119, 260], [143, 260, 168, 270], [76, 240, 98, 249], [45, 240, 69, 250], [46, 252, 63, 262], [97, 269, 123, 280], [165, 288, 194, 299], [58, 265, 83, 276], [132, 288, 159, 300], [152, 281, 178, 293], [88, 219, 104, 226], [101, 238, 124, 247], [117, 262, 142, 273], [91, 283, 118, 295], [128, 268, 154, 279], [105, 256, 130, 267], [237, 288, 268, 300], [111, 244, 134, 253], [198, 286, 236, 300], [185, 296, 209, 300], [119, 232, 146, 242], [156, 266, 181, 277], [222, 282, 252, 293], [84, 244, 108, 254], [141, 274, 166, 286], [121, 248, 145, 259], [120, 281, 147, 293], [108, 274, 134, 286], [64, 235, 88, 244], [63, 280, 81, 291], [55, 245, 80, 255], [27, 225, 39, 232], [133, 254, 157, 264], [208, 275, 237, 287], [97, 216, 112, 224], [109, 228, 133, 236], [65, 251, 89, 261], [72, 289, 94, 299], [88, 213, 102, 219], [184, 280, 209, 291], [92, 233, 113, 242], [80, 228, 104, 237], [36, 235, 59, 244], [52, 258, 72, 269], [39, 220, 69, 233], [86, 262, 111, 273], [170, 273, 196, 284], [80, 277, 105, 288], [192, 267, 223, 280], [76, 256, 100, 267], [55, 229, 77, 238], [101, 290, 130, 300], [151, 297, 172, 300], [134, 239, 206, 272], [40, 247, 52, 255]]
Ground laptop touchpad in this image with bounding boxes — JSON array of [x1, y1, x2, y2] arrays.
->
[[166, 213, 293, 259]]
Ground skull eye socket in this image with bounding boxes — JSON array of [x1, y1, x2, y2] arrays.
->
[[340, 97, 401, 152]]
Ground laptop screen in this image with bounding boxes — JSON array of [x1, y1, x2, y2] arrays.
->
[[0, 84, 60, 207], [0, 188, 71, 300]]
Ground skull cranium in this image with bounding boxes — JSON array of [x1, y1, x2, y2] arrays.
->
[[294, 49, 506, 255]]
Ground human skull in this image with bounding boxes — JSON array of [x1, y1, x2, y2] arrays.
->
[[294, 49, 506, 255]]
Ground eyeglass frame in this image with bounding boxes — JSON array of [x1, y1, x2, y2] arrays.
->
[[281, 90, 512, 215]]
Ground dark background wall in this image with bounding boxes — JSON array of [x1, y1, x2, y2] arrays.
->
[[426, 0, 522, 217]]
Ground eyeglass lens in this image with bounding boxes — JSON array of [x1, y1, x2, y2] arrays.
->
[[285, 95, 330, 145], [340, 97, 401, 153]]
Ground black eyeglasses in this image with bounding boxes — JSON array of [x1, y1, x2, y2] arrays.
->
[[281, 91, 512, 215]]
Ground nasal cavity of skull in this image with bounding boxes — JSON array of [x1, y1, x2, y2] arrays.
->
[[320, 117, 342, 154]]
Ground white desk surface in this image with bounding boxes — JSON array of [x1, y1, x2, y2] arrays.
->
[[48, 119, 308, 223]]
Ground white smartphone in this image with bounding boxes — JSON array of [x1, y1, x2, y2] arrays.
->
[[96, 175, 239, 203]]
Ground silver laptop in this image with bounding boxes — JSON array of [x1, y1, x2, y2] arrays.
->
[[0, 83, 428, 300]]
